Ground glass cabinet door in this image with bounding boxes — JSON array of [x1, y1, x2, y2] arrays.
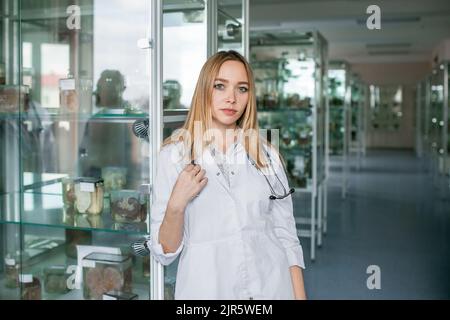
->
[[161, 0, 208, 299], [163, 0, 206, 111], [1, 0, 154, 300]]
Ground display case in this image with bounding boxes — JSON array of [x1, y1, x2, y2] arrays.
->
[[328, 61, 351, 156], [1, 0, 153, 300], [349, 74, 367, 171], [327, 61, 352, 199], [427, 67, 445, 189], [416, 77, 431, 161], [427, 62, 449, 193], [443, 62, 450, 190], [250, 30, 328, 260]]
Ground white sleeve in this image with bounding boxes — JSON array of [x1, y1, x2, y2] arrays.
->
[[148, 145, 184, 266], [266, 145, 305, 269]]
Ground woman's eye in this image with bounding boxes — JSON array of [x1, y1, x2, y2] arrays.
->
[[214, 83, 224, 90], [239, 87, 248, 93]]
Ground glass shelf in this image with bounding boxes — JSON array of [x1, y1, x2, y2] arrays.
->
[[257, 107, 313, 114], [0, 111, 148, 122], [1, 179, 149, 235], [19, 192, 148, 235]]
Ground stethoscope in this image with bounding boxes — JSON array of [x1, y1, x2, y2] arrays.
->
[[247, 150, 295, 200]]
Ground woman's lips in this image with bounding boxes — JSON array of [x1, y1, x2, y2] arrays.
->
[[221, 108, 237, 116]]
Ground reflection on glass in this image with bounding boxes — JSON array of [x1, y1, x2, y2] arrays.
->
[[163, 0, 206, 109], [218, 0, 243, 54]]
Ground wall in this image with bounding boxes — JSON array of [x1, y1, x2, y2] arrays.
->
[[351, 62, 431, 149]]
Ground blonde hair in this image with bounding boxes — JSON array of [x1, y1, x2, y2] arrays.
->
[[162, 50, 281, 169]]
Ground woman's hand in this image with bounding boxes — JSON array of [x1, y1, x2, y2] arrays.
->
[[168, 164, 208, 211]]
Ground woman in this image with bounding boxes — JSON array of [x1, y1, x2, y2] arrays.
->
[[149, 50, 306, 300]]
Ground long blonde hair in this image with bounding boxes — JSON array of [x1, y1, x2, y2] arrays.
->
[[162, 50, 279, 169]]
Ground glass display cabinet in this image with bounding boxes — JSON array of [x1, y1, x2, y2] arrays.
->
[[1, 0, 154, 300], [328, 61, 350, 156], [429, 62, 449, 194], [369, 84, 403, 131], [327, 61, 351, 199], [249, 30, 328, 260], [415, 81, 423, 158], [416, 63, 449, 197], [416, 77, 431, 161], [417, 76, 432, 172], [444, 62, 450, 192], [428, 67, 445, 189], [349, 74, 367, 171]]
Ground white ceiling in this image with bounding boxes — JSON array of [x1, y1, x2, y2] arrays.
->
[[250, 0, 450, 64]]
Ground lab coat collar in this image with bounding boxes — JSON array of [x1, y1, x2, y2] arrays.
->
[[195, 131, 247, 195], [196, 146, 233, 194]]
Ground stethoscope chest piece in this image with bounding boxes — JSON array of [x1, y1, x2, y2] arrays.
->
[[247, 152, 295, 200]]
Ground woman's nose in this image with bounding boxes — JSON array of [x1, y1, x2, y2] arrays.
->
[[226, 88, 236, 104]]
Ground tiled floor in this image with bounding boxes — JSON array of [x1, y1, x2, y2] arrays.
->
[[297, 149, 450, 299]]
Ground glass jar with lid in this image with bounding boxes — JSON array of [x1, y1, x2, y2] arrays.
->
[[62, 177, 76, 208], [43, 265, 70, 294], [102, 290, 138, 300], [74, 177, 104, 215], [4, 253, 20, 288], [19, 274, 41, 300], [110, 190, 148, 223], [101, 167, 127, 193], [82, 252, 132, 300], [0, 85, 29, 113]]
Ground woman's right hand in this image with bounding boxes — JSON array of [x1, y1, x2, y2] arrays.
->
[[168, 163, 208, 211]]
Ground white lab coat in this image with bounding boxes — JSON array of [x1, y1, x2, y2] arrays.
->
[[149, 137, 305, 300]]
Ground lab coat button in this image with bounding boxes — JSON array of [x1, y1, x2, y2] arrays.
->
[[216, 172, 220, 176], [231, 171, 235, 175]]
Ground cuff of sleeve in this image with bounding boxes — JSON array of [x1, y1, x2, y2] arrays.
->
[[285, 245, 305, 269], [147, 238, 184, 266]]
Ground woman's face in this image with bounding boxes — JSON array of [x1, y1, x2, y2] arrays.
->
[[211, 60, 249, 130]]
